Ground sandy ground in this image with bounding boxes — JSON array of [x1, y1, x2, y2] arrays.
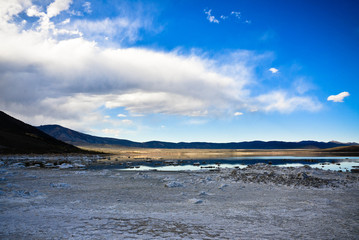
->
[[78, 146, 355, 163], [1, 162, 359, 239]]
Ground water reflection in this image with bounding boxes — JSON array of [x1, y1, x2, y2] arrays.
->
[[89, 156, 359, 172]]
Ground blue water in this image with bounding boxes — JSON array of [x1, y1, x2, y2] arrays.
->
[[89, 156, 359, 172]]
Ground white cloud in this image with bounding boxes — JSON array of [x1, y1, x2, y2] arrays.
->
[[327, 92, 350, 102], [121, 119, 133, 125], [101, 128, 122, 137], [82, 2, 92, 14], [293, 77, 315, 94], [231, 11, 241, 19], [269, 67, 279, 73], [220, 15, 228, 20], [70, 17, 143, 43], [60, 18, 70, 25], [105, 92, 209, 117], [234, 112, 243, 116], [47, 0, 72, 18], [204, 9, 219, 24], [117, 114, 127, 118], [255, 91, 321, 113]]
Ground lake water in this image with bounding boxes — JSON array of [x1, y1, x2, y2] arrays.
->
[[89, 156, 359, 172]]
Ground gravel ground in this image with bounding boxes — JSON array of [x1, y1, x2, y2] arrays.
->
[[1, 164, 359, 239]]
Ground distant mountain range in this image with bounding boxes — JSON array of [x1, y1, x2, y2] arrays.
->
[[0, 111, 86, 154], [37, 124, 358, 150]]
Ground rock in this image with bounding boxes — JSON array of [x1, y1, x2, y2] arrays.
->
[[219, 184, 228, 190], [12, 190, 43, 198], [10, 162, 25, 169], [189, 198, 203, 204], [58, 163, 73, 169], [73, 163, 86, 169], [28, 164, 41, 168], [297, 172, 309, 179], [50, 183, 71, 189], [44, 163, 55, 168], [165, 181, 184, 188]]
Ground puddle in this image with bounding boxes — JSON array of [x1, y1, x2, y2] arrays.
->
[[88, 156, 359, 172]]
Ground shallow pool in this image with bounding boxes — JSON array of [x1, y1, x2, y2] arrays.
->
[[89, 156, 359, 172]]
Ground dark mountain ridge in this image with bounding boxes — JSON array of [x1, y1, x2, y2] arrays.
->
[[37, 124, 357, 150], [0, 111, 86, 154]]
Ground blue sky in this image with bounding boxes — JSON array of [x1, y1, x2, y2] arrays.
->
[[0, 0, 358, 143]]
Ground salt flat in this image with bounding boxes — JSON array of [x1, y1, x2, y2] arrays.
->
[[1, 164, 358, 239]]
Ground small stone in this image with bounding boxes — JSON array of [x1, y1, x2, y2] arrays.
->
[[189, 198, 203, 204], [165, 181, 184, 188]]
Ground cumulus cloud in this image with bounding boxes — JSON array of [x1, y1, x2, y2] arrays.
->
[[204, 9, 219, 23], [47, 0, 72, 18], [269, 67, 279, 73], [234, 112, 243, 116], [327, 92, 350, 102], [0, 0, 322, 131]]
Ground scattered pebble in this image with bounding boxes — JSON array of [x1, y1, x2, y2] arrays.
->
[[58, 163, 73, 169], [50, 183, 71, 189], [188, 198, 203, 204], [219, 184, 228, 190], [165, 181, 184, 188]]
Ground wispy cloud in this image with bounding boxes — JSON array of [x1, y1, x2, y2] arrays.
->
[[327, 92, 350, 102], [71, 17, 143, 43], [204, 9, 219, 23], [293, 77, 315, 94], [234, 112, 243, 116], [82, 2, 92, 14], [207, 9, 250, 24], [255, 91, 321, 113], [231, 11, 241, 19]]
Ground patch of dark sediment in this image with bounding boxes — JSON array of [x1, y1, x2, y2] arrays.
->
[[0, 155, 102, 169], [221, 163, 359, 188]]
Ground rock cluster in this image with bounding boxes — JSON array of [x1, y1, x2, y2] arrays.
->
[[0, 155, 101, 169], [224, 163, 359, 188]]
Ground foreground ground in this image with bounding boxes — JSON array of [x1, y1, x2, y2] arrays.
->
[[1, 162, 358, 239]]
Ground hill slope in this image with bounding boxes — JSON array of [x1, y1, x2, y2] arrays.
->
[[37, 125, 142, 147], [37, 124, 356, 149], [0, 111, 86, 154]]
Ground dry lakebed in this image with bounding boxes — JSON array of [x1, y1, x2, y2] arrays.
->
[[0, 155, 359, 239]]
